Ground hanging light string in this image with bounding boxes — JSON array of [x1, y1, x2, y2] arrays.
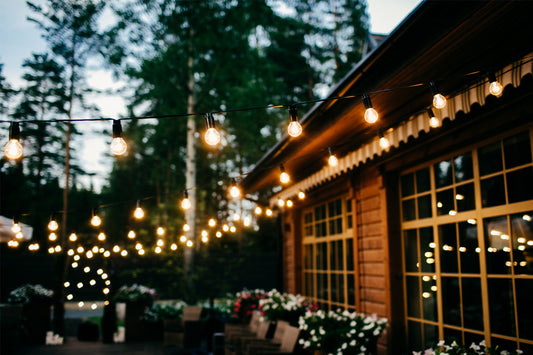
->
[[3, 56, 532, 230]]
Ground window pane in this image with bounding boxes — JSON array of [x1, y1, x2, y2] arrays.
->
[[462, 277, 483, 330], [347, 274, 355, 306], [481, 175, 506, 207], [488, 278, 516, 337], [404, 229, 418, 272], [305, 245, 313, 269], [418, 194, 432, 219], [507, 167, 533, 203], [416, 168, 431, 193], [454, 152, 474, 182], [317, 273, 326, 300], [479, 141, 503, 176], [484, 216, 511, 275], [456, 183, 475, 212], [422, 276, 437, 321], [420, 227, 436, 273], [442, 277, 461, 326], [437, 188, 455, 216], [406, 276, 421, 318], [331, 273, 337, 302], [346, 239, 354, 271], [511, 211, 533, 275], [458, 221, 480, 274], [443, 327, 462, 345], [408, 321, 423, 352], [402, 173, 415, 197], [503, 131, 532, 169], [423, 324, 438, 349], [435, 159, 454, 188], [337, 274, 345, 304], [515, 279, 533, 340], [439, 223, 458, 273], [402, 198, 416, 221]]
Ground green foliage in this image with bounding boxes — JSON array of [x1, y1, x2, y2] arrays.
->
[[417, 340, 524, 355], [7, 284, 54, 305]]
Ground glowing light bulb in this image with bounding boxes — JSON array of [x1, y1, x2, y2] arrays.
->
[[279, 164, 290, 184], [155, 246, 162, 254], [48, 219, 59, 231], [230, 226, 236, 233], [138, 249, 145, 255], [298, 191, 306, 200], [77, 246, 84, 253], [98, 232, 106, 241], [112, 245, 120, 253], [278, 198, 285, 207], [170, 243, 177, 250], [287, 106, 302, 137], [103, 251, 111, 257], [90, 215, 101, 227], [427, 108, 441, 128], [205, 128, 221, 146], [222, 224, 229, 232], [186, 240, 193, 248], [233, 213, 240, 221], [135, 243, 142, 250], [110, 120, 127, 155], [229, 179, 241, 199], [181, 191, 191, 210], [379, 134, 390, 150], [4, 123, 23, 159], [254, 206, 262, 215], [430, 82, 446, 109], [157, 239, 164, 247], [133, 201, 144, 219], [69, 233, 77, 242], [121, 250, 128, 256], [266, 208, 273, 217], [204, 113, 221, 146], [11, 222, 21, 234], [216, 231, 222, 238], [208, 218, 216, 227], [488, 72, 503, 97], [183, 223, 190, 232], [201, 230, 208, 238], [156, 226, 165, 236], [327, 147, 338, 167], [180, 235, 187, 243], [286, 200, 293, 208], [362, 94, 378, 123], [201, 235, 208, 243], [244, 216, 251, 227], [127, 230, 135, 239]]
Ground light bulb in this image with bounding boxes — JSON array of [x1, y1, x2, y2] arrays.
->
[[127, 230, 136, 239], [49, 233, 57, 241], [69, 233, 77, 242], [201, 235, 208, 243], [156, 239, 164, 247], [186, 240, 193, 248], [287, 106, 302, 137], [181, 197, 191, 209], [266, 208, 273, 217], [48, 219, 59, 231], [216, 231, 222, 238], [110, 137, 127, 155], [427, 108, 441, 128], [11, 222, 21, 234], [171, 243, 177, 250], [90, 215, 101, 227], [205, 128, 221, 146], [254, 206, 262, 215], [111, 120, 127, 155], [278, 198, 285, 207], [379, 136, 390, 149], [280, 171, 290, 184], [208, 218, 216, 227], [133, 205, 144, 219], [286, 200, 293, 208], [4, 122, 23, 160], [222, 224, 229, 232], [298, 191, 306, 200], [287, 121, 302, 138], [98, 232, 106, 241], [229, 184, 241, 199], [156, 226, 165, 236], [364, 108, 378, 124], [183, 223, 190, 232], [489, 81, 503, 97], [433, 94, 446, 109], [328, 154, 338, 167], [180, 235, 187, 243]]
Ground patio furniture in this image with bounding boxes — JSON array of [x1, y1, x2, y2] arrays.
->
[[226, 319, 271, 355], [244, 324, 300, 355]]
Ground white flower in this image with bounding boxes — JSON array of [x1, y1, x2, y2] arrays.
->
[[470, 342, 480, 350], [437, 340, 445, 347]]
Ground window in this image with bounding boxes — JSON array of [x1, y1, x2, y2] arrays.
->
[[401, 130, 533, 352], [302, 196, 354, 310]]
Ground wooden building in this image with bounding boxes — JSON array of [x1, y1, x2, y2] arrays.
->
[[242, 1, 533, 353]]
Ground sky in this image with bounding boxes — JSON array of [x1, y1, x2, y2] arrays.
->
[[0, 0, 423, 190]]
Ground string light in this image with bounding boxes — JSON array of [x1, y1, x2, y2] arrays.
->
[[90, 210, 102, 227], [183, 223, 190, 232], [110, 120, 127, 155], [429, 81, 447, 109], [170, 243, 178, 250], [156, 226, 165, 236], [181, 190, 191, 210], [378, 130, 390, 150], [287, 106, 302, 138], [204, 113, 221, 146], [48, 217, 59, 231], [229, 178, 242, 199], [286, 200, 293, 208], [362, 94, 378, 124], [427, 108, 441, 128], [69, 233, 77, 242], [179, 235, 187, 243], [279, 164, 290, 184], [278, 198, 285, 207], [216, 231, 222, 238], [298, 190, 306, 200], [127, 230, 136, 239], [208, 218, 217, 227], [133, 200, 145, 219], [49, 232, 58, 241], [328, 147, 338, 167], [488, 72, 503, 97], [98, 232, 106, 241], [254, 206, 262, 215], [233, 213, 240, 221], [266, 208, 273, 217], [201, 235, 208, 243], [186, 240, 194, 248], [4, 122, 23, 160], [11, 220, 21, 234]]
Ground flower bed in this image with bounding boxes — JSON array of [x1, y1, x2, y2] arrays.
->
[[415, 340, 524, 355], [259, 289, 317, 326]]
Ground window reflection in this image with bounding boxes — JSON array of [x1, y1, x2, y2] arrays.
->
[[484, 216, 511, 275], [511, 211, 533, 275]]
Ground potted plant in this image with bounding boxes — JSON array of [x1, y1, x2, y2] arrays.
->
[[260, 289, 318, 327], [298, 309, 387, 355], [7, 284, 54, 345], [415, 340, 524, 355], [114, 284, 158, 342], [231, 289, 265, 324]]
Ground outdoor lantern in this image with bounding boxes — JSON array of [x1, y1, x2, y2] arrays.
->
[[430, 81, 447, 109], [4, 122, 23, 160], [110, 120, 127, 155], [287, 106, 302, 137], [363, 94, 379, 124], [204, 113, 221, 146]]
